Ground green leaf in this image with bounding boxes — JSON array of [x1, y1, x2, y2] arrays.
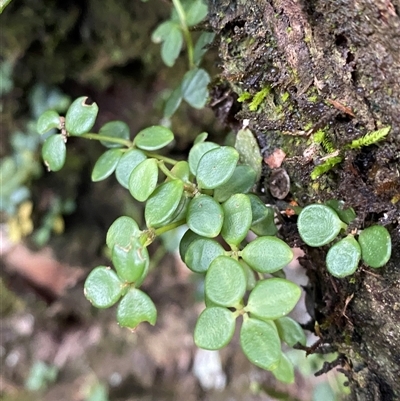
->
[[169, 160, 190, 182], [65, 96, 98, 136], [181, 68, 210, 109], [213, 165, 257, 203], [240, 317, 282, 371], [91, 149, 123, 182], [115, 148, 147, 189], [197, 146, 239, 189], [128, 158, 159, 201], [161, 26, 183, 67], [188, 141, 219, 175], [325, 199, 356, 224], [187, 194, 224, 237], [164, 85, 183, 118], [42, 134, 66, 172], [297, 204, 345, 247], [272, 354, 295, 383], [186, 0, 208, 26], [134, 126, 174, 151], [221, 194, 252, 246], [99, 121, 130, 148], [117, 288, 157, 329], [241, 236, 293, 273], [184, 237, 225, 273], [37, 110, 61, 134], [112, 241, 149, 283], [245, 278, 302, 320], [326, 235, 361, 277], [358, 225, 392, 268], [194, 307, 236, 350], [235, 128, 263, 181], [84, 266, 123, 308], [145, 179, 184, 227], [152, 21, 176, 43], [275, 316, 307, 347], [179, 229, 202, 261], [106, 216, 140, 250], [205, 256, 246, 307], [248, 194, 278, 236], [193, 132, 208, 145], [193, 32, 215, 66]]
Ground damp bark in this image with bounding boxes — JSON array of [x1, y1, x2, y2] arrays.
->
[[208, 1, 400, 400]]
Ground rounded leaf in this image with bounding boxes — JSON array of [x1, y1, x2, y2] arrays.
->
[[42, 134, 66, 172], [241, 236, 293, 273], [297, 204, 344, 247], [164, 85, 183, 118], [248, 194, 277, 236], [246, 278, 302, 320], [117, 288, 157, 329], [112, 242, 149, 283], [185, 238, 225, 273], [134, 126, 174, 151], [205, 256, 246, 307], [186, 0, 208, 26], [169, 160, 190, 182], [181, 68, 210, 109], [187, 194, 224, 238], [65, 96, 98, 136], [129, 158, 158, 201], [272, 354, 295, 384], [326, 235, 361, 277], [358, 225, 391, 268], [115, 148, 147, 189], [99, 121, 130, 148], [84, 266, 123, 308], [106, 216, 140, 249], [179, 229, 202, 261], [197, 146, 239, 189], [161, 26, 183, 67], [221, 194, 252, 246], [213, 165, 257, 203], [240, 317, 282, 371], [188, 141, 219, 175], [91, 149, 123, 182], [194, 307, 236, 350], [37, 110, 61, 134], [145, 180, 184, 227], [275, 316, 307, 347]]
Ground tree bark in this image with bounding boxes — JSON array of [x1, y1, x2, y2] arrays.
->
[[208, 1, 400, 400]]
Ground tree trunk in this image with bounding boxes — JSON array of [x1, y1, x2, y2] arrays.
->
[[208, 1, 400, 400]]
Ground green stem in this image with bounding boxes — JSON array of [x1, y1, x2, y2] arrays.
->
[[157, 161, 176, 180], [172, 0, 194, 69], [154, 219, 186, 236], [79, 133, 132, 147], [144, 152, 177, 166]]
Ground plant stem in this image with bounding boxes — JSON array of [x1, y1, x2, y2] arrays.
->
[[79, 133, 132, 147], [154, 219, 186, 236], [172, 0, 194, 69], [144, 152, 177, 166], [157, 161, 176, 180]]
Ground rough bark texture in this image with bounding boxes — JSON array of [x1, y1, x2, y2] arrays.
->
[[208, 1, 400, 400]]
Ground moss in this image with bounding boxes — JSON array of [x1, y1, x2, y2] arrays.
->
[[249, 86, 271, 111]]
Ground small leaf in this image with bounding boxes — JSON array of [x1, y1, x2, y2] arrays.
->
[[187, 194, 224, 237], [112, 242, 149, 283], [235, 128, 263, 181], [325, 199, 356, 224], [84, 266, 123, 308], [181, 68, 210, 109], [99, 121, 130, 148], [275, 316, 307, 347], [188, 141, 219, 175], [37, 110, 61, 134], [161, 26, 183, 67], [184, 237, 225, 273], [272, 354, 295, 384], [106, 216, 140, 250], [297, 204, 344, 247], [164, 85, 183, 118], [91, 149, 123, 182], [42, 134, 66, 172], [117, 288, 157, 329], [197, 146, 239, 189], [169, 160, 190, 182], [358, 225, 391, 268], [246, 278, 302, 320], [115, 148, 147, 189], [241, 236, 293, 273], [193, 32, 215, 66], [179, 229, 202, 261], [193, 132, 208, 145], [326, 235, 361, 277], [248, 194, 278, 236], [134, 126, 174, 151], [240, 317, 282, 371], [194, 307, 236, 350], [186, 0, 208, 26], [213, 165, 257, 203], [129, 158, 159, 201], [221, 194, 252, 246], [145, 180, 184, 227], [65, 96, 98, 136], [205, 256, 246, 307]]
